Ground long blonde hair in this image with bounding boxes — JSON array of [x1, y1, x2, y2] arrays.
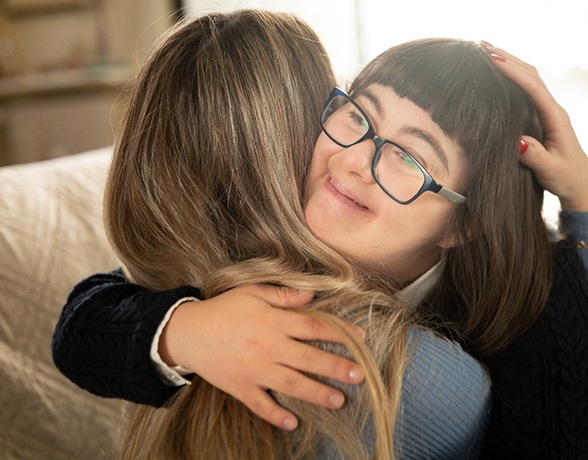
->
[[106, 10, 411, 459]]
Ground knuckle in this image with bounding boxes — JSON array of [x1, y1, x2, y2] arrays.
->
[[247, 397, 269, 419], [279, 375, 298, 394], [304, 315, 325, 335]]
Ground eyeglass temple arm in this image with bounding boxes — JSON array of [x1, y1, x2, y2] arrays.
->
[[438, 187, 467, 204]]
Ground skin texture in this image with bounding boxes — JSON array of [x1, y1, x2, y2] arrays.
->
[[305, 84, 467, 284]]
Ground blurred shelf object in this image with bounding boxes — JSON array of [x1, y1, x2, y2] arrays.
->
[[0, 64, 134, 166], [0, 63, 134, 99], [4, 0, 93, 17]]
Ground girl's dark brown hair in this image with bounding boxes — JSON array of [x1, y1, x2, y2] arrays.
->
[[351, 38, 552, 357]]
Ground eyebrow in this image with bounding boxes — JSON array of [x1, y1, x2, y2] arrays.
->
[[401, 126, 450, 174], [355, 88, 450, 174]]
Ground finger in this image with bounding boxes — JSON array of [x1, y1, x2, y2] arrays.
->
[[480, 41, 537, 73], [285, 311, 365, 342], [517, 136, 566, 199], [482, 47, 567, 131], [279, 340, 364, 384], [252, 284, 315, 308], [266, 365, 348, 410], [240, 389, 299, 431], [518, 136, 550, 170]]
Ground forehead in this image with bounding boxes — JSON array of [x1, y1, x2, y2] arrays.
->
[[354, 84, 464, 176]]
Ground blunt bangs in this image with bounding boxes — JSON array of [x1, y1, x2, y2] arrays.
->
[[350, 38, 542, 159]]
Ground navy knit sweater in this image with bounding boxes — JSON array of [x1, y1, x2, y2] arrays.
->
[[482, 241, 588, 459]]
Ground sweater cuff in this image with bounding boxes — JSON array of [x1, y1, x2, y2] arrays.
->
[[150, 297, 200, 387]]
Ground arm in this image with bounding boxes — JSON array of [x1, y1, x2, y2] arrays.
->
[[397, 329, 491, 459], [52, 268, 202, 407], [53, 271, 366, 429]]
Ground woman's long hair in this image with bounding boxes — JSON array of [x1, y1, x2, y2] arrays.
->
[[106, 10, 411, 459], [351, 38, 553, 358]]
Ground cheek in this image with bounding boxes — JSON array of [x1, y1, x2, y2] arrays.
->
[[310, 135, 335, 173], [378, 199, 457, 248], [305, 138, 332, 197]]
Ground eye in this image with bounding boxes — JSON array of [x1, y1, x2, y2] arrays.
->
[[399, 151, 420, 170], [346, 109, 369, 134]]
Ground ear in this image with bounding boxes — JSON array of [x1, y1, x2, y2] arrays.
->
[[437, 223, 477, 249]]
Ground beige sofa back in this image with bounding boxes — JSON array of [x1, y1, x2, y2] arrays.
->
[[0, 148, 125, 459]]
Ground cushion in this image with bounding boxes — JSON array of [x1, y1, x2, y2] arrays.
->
[[0, 148, 124, 459]]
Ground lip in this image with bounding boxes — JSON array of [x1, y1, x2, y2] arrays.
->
[[325, 177, 373, 213]]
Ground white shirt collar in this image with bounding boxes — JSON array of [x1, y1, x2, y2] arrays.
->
[[398, 259, 443, 309]]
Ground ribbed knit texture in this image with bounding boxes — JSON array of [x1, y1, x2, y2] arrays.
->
[[52, 269, 201, 407], [482, 240, 588, 459]]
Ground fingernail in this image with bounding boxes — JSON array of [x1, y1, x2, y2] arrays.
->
[[520, 139, 529, 154], [349, 367, 363, 383], [490, 53, 506, 63], [480, 40, 494, 48], [329, 392, 345, 408], [282, 415, 298, 431]]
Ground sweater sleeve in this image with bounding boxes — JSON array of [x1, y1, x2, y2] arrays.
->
[[51, 268, 203, 407], [559, 210, 588, 270], [396, 329, 492, 459]]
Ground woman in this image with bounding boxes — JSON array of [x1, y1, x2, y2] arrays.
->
[[53, 10, 588, 458], [98, 10, 489, 459]]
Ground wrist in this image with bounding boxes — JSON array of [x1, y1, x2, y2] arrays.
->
[[159, 300, 199, 368]]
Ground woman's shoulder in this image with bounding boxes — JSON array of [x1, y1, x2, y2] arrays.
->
[[397, 327, 491, 459]]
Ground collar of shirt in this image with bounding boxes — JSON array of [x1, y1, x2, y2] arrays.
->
[[398, 259, 443, 309]]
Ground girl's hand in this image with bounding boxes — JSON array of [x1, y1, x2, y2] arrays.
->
[[159, 284, 365, 431], [485, 42, 588, 212]]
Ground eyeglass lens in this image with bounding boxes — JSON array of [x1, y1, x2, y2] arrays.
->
[[322, 94, 426, 202]]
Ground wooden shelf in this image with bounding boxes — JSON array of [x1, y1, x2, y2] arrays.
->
[[0, 64, 135, 100]]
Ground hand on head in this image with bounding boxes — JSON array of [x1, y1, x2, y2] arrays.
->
[[484, 41, 588, 212]]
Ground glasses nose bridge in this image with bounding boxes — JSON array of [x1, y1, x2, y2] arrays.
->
[[371, 134, 387, 150]]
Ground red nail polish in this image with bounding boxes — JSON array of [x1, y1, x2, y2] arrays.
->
[[480, 40, 494, 48], [490, 54, 506, 62], [520, 139, 529, 154]]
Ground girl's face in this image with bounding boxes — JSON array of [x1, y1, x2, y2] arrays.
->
[[305, 84, 467, 284]]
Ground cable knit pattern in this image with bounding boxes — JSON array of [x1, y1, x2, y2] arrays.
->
[[52, 269, 201, 407], [482, 240, 588, 459]]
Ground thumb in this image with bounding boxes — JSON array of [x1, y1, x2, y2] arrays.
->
[[517, 136, 547, 171], [255, 284, 314, 309]]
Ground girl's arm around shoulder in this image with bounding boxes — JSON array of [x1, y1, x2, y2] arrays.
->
[[51, 268, 202, 407], [397, 328, 491, 460]]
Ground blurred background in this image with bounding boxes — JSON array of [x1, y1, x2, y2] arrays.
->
[[0, 0, 586, 215]]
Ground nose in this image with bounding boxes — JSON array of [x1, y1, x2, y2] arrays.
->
[[338, 139, 376, 183]]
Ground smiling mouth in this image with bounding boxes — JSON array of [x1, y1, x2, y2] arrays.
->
[[351, 197, 368, 209], [329, 179, 370, 211]]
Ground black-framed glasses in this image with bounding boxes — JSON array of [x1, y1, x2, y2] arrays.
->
[[320, 87, 467, 205]]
